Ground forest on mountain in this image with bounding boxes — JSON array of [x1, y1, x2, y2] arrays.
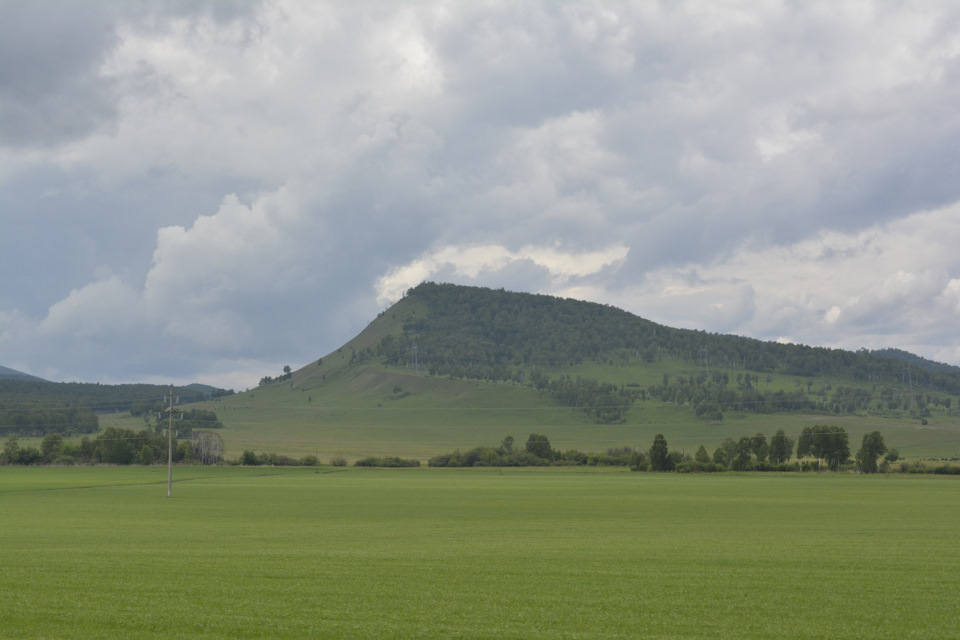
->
[[0, 381, 232, 437], [351, 282, 959, 423]]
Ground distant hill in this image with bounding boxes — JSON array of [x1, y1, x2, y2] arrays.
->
[[213, 283, 959, 460], [348, 282, 960, 399], [0, 365, 48, 383], [0, 380, 234, 413], [870, 348, 960, 374]]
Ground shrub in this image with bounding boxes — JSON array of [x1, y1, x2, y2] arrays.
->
[[329, 456, 347, 467], [933, 464, 960, 475], [354, 456, 420, 468]]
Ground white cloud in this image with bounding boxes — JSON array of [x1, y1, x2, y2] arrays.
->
[[376, 243, 629, 306], [596, 201, 960, 362], [38, 275, 143, 337]]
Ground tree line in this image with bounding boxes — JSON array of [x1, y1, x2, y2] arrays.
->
[[0, 380, 233, 415], [422, 426, 946, 474], [1, 427, 224, 466], [0, 403, 98, 437]]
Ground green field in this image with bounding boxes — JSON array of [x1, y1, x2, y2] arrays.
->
[[2, 466, 958, 639]]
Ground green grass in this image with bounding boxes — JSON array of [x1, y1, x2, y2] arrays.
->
[[1, 466, 958, 639], [174, 329, 959, 461], [185, 362, 960, 462]]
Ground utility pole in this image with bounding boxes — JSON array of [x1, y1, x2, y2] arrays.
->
[[164, 385, 181, 497], [167, 384, 174, 498]]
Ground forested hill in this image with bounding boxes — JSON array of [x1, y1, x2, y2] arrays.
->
[[0, 380, 233, 414], [870, 348, 960, 374], [358, 282, 960, 397]]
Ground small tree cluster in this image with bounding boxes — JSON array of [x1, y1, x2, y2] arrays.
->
[[354, 456, 420, 467], [238, 450, 315, 466], [428, 434, 594, 467]]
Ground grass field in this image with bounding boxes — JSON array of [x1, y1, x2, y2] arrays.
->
[[114, 358, 952, 462], [2, 466, 958, 639]]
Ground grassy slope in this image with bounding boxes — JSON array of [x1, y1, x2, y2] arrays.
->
[[2, 467, 958, 640]]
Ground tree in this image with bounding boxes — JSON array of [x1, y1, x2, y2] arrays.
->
[[97, 427, 135, 464], [629, 450, 647, 471], [822, 425, 850, 470], [768, 429, 794, 464], [649, 433, 672, 471], [712, 437, 737, 466], [140, 445, 154, 467], [796, 427, 812, 462], [2, 436, 20, 464], [694, 445, 710, 464], [858, 431, 887, 473], [730, 436, 753, 471], [192, 430, 224, 465], [711, 446, 726, 465], [751, 433, 768, 463], [240, 450, 259, 465], [40, 433, 64, 462], [525, 433, 553, 460], [798, 425, 849, 470], [500, 435, 515, 455]]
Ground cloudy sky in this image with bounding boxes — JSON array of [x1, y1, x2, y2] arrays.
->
[[2, 0, 959, 390]]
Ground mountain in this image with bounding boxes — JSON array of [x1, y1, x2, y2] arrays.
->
[[212, 283, 959, 460], [342, 282, 960, 397], [0, 366, 48, 382]]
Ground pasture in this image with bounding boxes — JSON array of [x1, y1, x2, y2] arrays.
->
[[1, 466, 957, 639]]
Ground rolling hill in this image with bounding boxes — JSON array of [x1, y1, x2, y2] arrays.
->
[[197, 283, 960, 460]]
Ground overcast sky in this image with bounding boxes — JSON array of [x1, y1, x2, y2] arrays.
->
[[2, 0, 959, 390]]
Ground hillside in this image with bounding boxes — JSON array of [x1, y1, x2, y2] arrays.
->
[[205, 283, 960, 460], [0, 379, 233, 439], [0, 366, 47, 382]]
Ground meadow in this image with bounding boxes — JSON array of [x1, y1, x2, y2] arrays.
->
[[2, 466, 958, 639]]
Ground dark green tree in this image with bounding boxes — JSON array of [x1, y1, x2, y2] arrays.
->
[[694, 445, 710, 464], [768, 429, 794, 464], [731, 436, 753, 470], [713, 437, 737, 466], [649, 433, 671, 471], [798, 425, 849, 470], [525, 434, 553, 460], [40, 433, 64, 462], [96, 427, 135, 464], [750, 433, 768, 463], [2, 436, 20, 464], [858, 431, 887, 473]]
